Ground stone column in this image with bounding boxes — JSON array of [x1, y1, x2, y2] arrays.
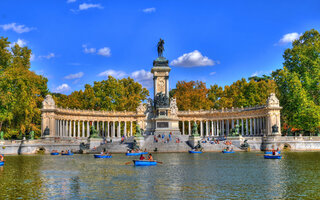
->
[[117, 121, 121, 137], [73, 121, 75, 137], [188, 121, 191, 135], [124, 121, 127, 137], [216, 120, 219, 136], [97, 121, 100, 135], [130, 121, 133, 136], [211, 121, 214, 136], [246, 118, 248, 135], [231, 119, 234, 129], [226, 120, 229, 136], [241, 119, 244, 136], [260, 117, 263, 135], [102, 121, 105, 137], [112, 121, 115, 137], [107, 121, 110, 137], [222, 120, 224, 136], [250, 118, 253, 136], [200, 121, 203, 136], [69, 120, 72, 137], [87, 121, 90, 137], [182, 121, 185, 135], [206, 120, 208, 136], [253, 118, 256, 135], [81, 121, 84, 137]]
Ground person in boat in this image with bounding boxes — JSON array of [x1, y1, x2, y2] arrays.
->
[[147, 154, 153, 161], [144, 148, 147, 152], [61, 150, 65, 154], [0, 154, 4, 162], [139, 154, 145, 160]]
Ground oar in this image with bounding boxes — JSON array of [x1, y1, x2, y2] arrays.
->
[[125, 161, 132, 165], [157, 161, 163, 164]]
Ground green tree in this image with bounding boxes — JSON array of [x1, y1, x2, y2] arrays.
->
[[0, 37, 48, 139], [273, 29, 320, 133]]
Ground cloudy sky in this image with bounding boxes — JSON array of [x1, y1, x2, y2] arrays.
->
[[0, 0, 319, 95]]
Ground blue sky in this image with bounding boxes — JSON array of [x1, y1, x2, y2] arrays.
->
[[1, 0, 319, 95]]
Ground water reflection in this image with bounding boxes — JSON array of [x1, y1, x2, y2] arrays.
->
[[1, 152, 320, 199]]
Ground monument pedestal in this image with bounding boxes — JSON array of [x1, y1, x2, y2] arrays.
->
[[188, 135, 201, 149], [88, 138, 103, 149], [134, 136, 145, 148]]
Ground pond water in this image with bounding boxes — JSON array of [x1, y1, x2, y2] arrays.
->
[[1, 152, 320, 199]]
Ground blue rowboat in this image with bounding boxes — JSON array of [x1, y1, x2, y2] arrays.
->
[[61, 152, 73, 156], [51, 152, 59, 155], [133, 160, 157, 166], [222, 150, 235, 154], [126, 152, 142, 156], [94, 154, 112, 158], [189, 150, 202, 154], [265, 151, 281, 155], [264, 155, 282, 159], [0, 161, 4, 166], [140, 152, 148, 155]]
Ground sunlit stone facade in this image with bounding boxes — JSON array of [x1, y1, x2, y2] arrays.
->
[[41, 57, 282, 138]]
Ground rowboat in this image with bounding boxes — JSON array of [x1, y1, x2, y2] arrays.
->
[[265, 151, 281, 155], [61, 152, 74, 156], [140, 152, 148, 155], [126, 152, 142, 156], [133, 160, 157, 166], [189, 150, 202, 154], [51, 152, 59, 155], [94, 154, 112, 158], [222, 150, 235, 154], [264, 155, 282, 159], [0, 161, 4, 166]]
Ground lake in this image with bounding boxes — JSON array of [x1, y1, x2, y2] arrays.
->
[[1, 152, 320, 199]]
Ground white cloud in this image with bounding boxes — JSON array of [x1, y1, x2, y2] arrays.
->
[[97, 47, 111, 57], [79, 3, 103, 10], [82, 44, 96, 54], [278, 32, 302, 45], [209, 72, 216, 75], [10, 38, 27, 47], [30, 53, 35, 61], [170, 50, 217, 67], [67, 0, 76, 3], [39, 53, 55, 59], [98, 69, 126, 79], [143, 7, 156, 13], [131, 69, 153, 88], [250, 70, 272, 77], [0, 23, 34, 33], [64, 72, 84, 79], [54, 84, 71, 93]]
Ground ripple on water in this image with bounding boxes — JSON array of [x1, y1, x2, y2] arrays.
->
[[1, 152, 320, 199]]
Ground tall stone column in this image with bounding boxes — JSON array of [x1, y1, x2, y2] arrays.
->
[[82, 121, 84, 137], [112, 121, 115, 137], [66, 120, 69, 137], [188, 121, 191, 135], [87, 121, 90, 137], [206, 121, 209, 136], [216, 120, 219, 136], [124, 121, 127, 137], [253, 118, 256, 135], [246, 119, 248, 136], [69, 120, 72, 137], [97, 121, 99, 135], [250, 118, 253, 136], [222, 120, 224, 136], [107, 121, 110, 137], [182, 121, 185, 135], [241, 119, 244, 136], [200, 121, 203, 136], [118, 121, 121, 137], [73, 121, 76, 137], [130, 121, 133, 136], [231, 119, 234, 129], [226, 120, 229, 136], [211, 121, 214, 136]]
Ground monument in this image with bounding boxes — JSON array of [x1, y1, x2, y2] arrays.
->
[[145, 39, 181, 135]]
